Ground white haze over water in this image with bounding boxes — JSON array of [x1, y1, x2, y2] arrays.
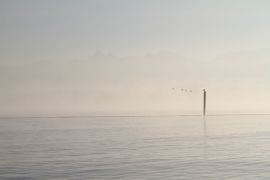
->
[[1, 0, 270, 116]]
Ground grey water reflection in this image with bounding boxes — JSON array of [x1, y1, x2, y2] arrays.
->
[[203, 116, 208, 160], [2, 116, 270, 179]]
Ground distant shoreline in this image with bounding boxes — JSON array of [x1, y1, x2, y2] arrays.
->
[[1, 113, 270, 119]]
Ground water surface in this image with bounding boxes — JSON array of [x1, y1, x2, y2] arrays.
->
[[1, 115, 270, 179]]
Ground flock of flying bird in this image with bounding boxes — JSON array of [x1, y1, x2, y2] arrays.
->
[[172, 88, 193, 93]]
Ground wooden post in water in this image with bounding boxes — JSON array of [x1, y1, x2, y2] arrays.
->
[[203, 89, 206, 116]]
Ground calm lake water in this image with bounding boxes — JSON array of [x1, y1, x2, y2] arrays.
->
[[1, 115, 270, 179]]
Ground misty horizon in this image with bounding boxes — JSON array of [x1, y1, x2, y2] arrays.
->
[[2, 1, 270, 115]]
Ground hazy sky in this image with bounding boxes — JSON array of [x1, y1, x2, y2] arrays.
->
[[1, 0, 270, 115]]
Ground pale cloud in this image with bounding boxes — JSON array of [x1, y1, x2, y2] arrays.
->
[[1, 1, 270, 115]]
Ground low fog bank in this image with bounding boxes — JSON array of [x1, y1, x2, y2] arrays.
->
[[1, 50, 270, 116]]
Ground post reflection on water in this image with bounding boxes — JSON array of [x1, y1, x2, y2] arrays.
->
[[203, 116, 208, 160]]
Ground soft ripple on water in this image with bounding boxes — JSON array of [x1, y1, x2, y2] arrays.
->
[[1, 116, 270, 179]]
